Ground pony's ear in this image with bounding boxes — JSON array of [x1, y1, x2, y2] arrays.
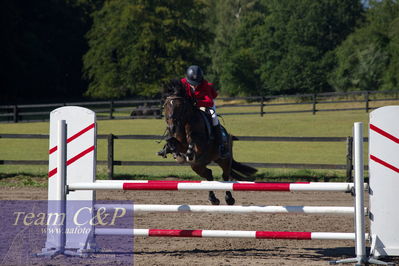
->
[[162, 79, 176, 97], [162, 79, 186, 97]]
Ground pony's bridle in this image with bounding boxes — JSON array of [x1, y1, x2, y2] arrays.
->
[[164, 95, 192, 135]]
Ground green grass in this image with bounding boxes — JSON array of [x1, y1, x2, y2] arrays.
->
[[0, 108, 372, 186]]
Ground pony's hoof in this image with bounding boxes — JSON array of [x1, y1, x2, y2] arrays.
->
[[186, 150, 195, 161], [209, 198, 220, 205], [175, 156, 185, 164], [225, 196, 235, 205]]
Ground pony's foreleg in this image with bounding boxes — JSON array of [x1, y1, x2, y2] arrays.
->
[[216, 156, 235, 205], [186, 143, 195, 161], [223, 171, 235, 205], [185, 124, 199, 162], [191, 165, 220, 205]]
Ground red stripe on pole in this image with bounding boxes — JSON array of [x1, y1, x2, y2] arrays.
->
[[370, 124, 399, 144], [233, 183, 292, 191], [67, 123, 95, 144], [67, 145, 95, 167], [48, 168, 57, 178], [49, 146, 58, 154], [147, 180, 201, 183], [123, 182, 179, 190], [256, 231, 312, 240], [148, 229, 202, 237], [370, 154, 399, 174], [49, 123, 95, 154], [48, 145, 95, 178]]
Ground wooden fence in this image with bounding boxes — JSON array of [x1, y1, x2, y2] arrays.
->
[[1, 90, 399, 123], [0, 133, 368, 182]]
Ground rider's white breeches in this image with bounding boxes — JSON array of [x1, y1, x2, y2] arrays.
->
[[209, 105, 219, 126]]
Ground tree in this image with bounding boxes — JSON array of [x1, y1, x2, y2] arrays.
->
[[208, 0, 266, 96], [254, 0, 363, 95], [83, 0, 212, 99], [0, 0, 98, 104], [330, 0, 399, 91]]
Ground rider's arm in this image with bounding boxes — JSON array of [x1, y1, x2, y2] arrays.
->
[[196, 94, 214, 107]]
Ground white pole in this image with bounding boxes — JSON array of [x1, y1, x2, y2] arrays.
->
[[354, 122, 366, 263], [68, 181, 365, 192], [56, 120, 67, 251], [94, 228, 361, 240], [94, 204, 357, 215], [56, 120, 66, 201]]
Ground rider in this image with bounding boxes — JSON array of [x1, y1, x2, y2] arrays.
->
[[181, 65, 229, 159]]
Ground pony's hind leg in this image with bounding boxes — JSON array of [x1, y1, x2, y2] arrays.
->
[[191, 165, 220, 205]]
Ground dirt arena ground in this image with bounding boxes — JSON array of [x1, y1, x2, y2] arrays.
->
[[1, 186, 398, 266]]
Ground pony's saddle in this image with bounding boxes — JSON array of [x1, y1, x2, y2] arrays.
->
[[197, 107, 228, 143], [157, 108, 229, 158]]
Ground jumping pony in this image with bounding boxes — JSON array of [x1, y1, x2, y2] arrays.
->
[[158, 79, 257, 205]]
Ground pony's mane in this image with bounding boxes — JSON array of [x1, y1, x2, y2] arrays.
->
[[163, 79, 187, 98]]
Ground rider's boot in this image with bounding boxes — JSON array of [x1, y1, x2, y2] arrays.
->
[[157, 135, 173, 158], [214, 124, 230, 159], [157, 144, 169, 158]]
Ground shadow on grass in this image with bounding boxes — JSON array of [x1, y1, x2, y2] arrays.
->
[[132, 246, 374, 262], [105, 173, 199, 181], [0, 172, 46, 180], [0, 172, 47, 187], [105, 171, 351, 183], [254, 172, 339, 182]]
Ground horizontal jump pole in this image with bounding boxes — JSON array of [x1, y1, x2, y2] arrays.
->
[[95, 228, 365, 240], [69, 181, 367, 192], [94, 204, 360, 215]]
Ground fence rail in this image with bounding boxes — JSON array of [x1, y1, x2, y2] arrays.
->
[[0, 134, 368, 181], [1, 90, 399, 123]]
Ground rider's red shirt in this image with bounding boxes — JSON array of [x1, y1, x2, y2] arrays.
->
[[181, 78, 218, 108]]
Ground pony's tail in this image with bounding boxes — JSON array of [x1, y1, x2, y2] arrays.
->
[[231, 159, 258, 181]]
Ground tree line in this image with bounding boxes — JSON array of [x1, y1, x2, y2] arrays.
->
[[1, 0, 398, 104]]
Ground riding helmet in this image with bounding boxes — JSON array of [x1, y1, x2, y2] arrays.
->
[[186, 65, 203, 86]]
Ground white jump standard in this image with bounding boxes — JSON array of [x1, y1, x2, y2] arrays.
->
[[42, 106, 399, 265]]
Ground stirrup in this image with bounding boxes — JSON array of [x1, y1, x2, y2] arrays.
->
[[157, 149, 167, 158], [219, 146, 230, 159]]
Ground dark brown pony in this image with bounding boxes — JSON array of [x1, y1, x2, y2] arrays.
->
[[159, 79, 257, 205]]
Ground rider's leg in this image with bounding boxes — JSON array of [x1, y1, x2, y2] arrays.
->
[[157, 131, 173, 157], [157, 140, 170, 158], [210, 105, 229, 158]]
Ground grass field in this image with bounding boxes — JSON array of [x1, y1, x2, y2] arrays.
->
[[0, 103, 375, 187]]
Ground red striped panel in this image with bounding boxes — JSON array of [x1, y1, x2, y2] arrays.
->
[[233, 183, 291, 191], [49, 123, 95, 154], [147, 180, 202, 183], [48, 168, 57, 178], [370, 124, 399, 144], [123, 182, 179, 190], [148, 229, 202, 237], [256, 231, 311, 240], [370, 154, 399, 174], [48, 145, 95, 178], [66, 146, 95, 166], [49, 146, 58, 155]]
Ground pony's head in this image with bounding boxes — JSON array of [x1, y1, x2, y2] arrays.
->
[[163, 79, 187, 98], [162, 79, 193, 135]]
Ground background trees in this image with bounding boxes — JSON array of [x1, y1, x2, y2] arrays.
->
[[1, 0, 398, 103], [83, 0, 212, 98], [330, 0, 399, 91], [0, 0, 98, 104], [248, 0, 363, 95]]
